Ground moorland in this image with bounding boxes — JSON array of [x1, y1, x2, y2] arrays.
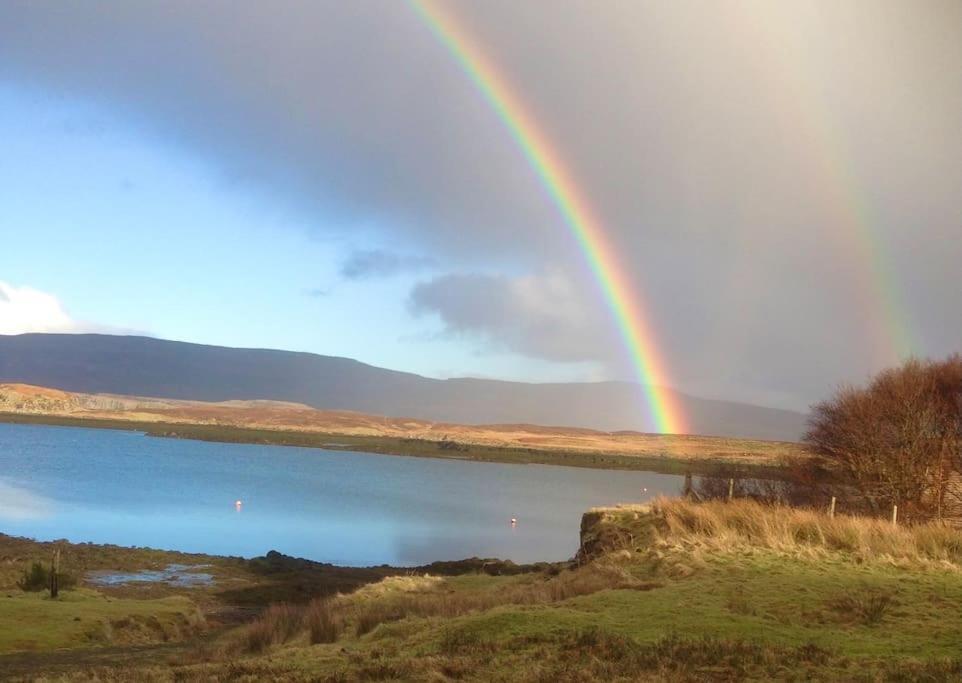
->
[[0, 383, 806, 478]]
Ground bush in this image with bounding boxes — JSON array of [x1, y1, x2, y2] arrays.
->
[[16, 558, 77, 594], [17, 562, 49, 592]]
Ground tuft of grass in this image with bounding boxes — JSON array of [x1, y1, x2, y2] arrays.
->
[[828, 590, 895, 626], [305, 598, 339, 644], [240, 603, 303, 653]]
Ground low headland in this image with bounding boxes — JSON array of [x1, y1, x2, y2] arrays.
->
[[0, 383, 807, 479]]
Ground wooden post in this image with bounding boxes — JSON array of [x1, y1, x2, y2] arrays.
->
[[829, 497, 836, 519], [683, 472, 693, 499], [727, 478, 734, 502], [50, 548, 60, 599], [891, 505, 898, 526]]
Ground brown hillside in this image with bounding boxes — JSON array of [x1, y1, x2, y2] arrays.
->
[[0, 383, 807, 467]]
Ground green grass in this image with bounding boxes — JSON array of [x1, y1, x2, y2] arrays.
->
[[182, 549, 960, 681], [509, 556, 962, 658], [0, 589, 201, 652]]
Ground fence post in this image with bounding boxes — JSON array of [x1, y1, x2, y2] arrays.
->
[[829, 497, 836, 519], [727, 478, 734, 502], [891, 505, 898, 526], [50, 548, 60, 599]]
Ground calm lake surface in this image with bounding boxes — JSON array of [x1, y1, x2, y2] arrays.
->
[[0, 423, 682, 565]]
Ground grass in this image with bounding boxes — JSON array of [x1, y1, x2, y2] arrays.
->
[[649, 497, 962, 566], [5, 498, 962, 680], [0, 590, 202, 652]]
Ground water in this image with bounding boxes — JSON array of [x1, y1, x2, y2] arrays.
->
[[87, 564, 215, 587], [0, 422, 681, 565]]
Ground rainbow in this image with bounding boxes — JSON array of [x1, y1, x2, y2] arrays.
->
[[408, 0, 684, 434], [730, 3, 915, 364]]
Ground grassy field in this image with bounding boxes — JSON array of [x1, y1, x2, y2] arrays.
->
[[0, 590, 201, 653], [3, 499, 961, 681], [0, 412, 800, 479], [0, 532, 400, 675]]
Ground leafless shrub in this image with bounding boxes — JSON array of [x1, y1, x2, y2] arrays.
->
[[805, 356, 962, 523]]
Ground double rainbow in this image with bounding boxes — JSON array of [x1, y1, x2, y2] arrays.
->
[[408, 0, 684, 434]]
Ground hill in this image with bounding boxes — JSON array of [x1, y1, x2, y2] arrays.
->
[[0, 333, 807, 440]]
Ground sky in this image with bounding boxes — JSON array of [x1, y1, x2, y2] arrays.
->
[[0, 0, 960, 413]]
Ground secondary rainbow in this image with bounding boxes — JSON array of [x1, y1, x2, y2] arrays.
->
[[408, 0, 684, 433], [730, 3, 915, 363]]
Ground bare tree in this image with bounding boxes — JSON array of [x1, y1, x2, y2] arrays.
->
[[805, 356, 962, 522]]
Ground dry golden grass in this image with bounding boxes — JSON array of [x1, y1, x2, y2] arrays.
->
[[604, 497, 962, 568], [348, 574, 443, 600], [227, 562, 658, 654], [0, 383, 804, 467]]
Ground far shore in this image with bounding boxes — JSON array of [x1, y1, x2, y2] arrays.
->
[[0, 411, 800, 480]]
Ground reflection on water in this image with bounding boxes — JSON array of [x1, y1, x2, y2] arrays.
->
[[0, 422, 682, 566], [87, 564, 214, 587], [0, 478, 54, 520]]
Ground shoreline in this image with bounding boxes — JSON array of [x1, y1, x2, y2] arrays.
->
[[0, 411, 795, 480]]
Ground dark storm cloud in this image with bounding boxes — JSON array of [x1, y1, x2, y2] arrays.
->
[[340, 249, 435, 280], [3, 0, 960, 410]]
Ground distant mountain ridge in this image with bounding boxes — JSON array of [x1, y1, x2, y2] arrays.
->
[[0, 334, 807, 441]]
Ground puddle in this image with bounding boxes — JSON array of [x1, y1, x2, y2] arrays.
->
[[86, 563, 215, 587]]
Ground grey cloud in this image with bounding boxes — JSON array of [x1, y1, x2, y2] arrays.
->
[[2, 1, 960, 410], [409, 272, 619, 364], [340, 249, 435, 280], [0, 1, 558, 261]]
